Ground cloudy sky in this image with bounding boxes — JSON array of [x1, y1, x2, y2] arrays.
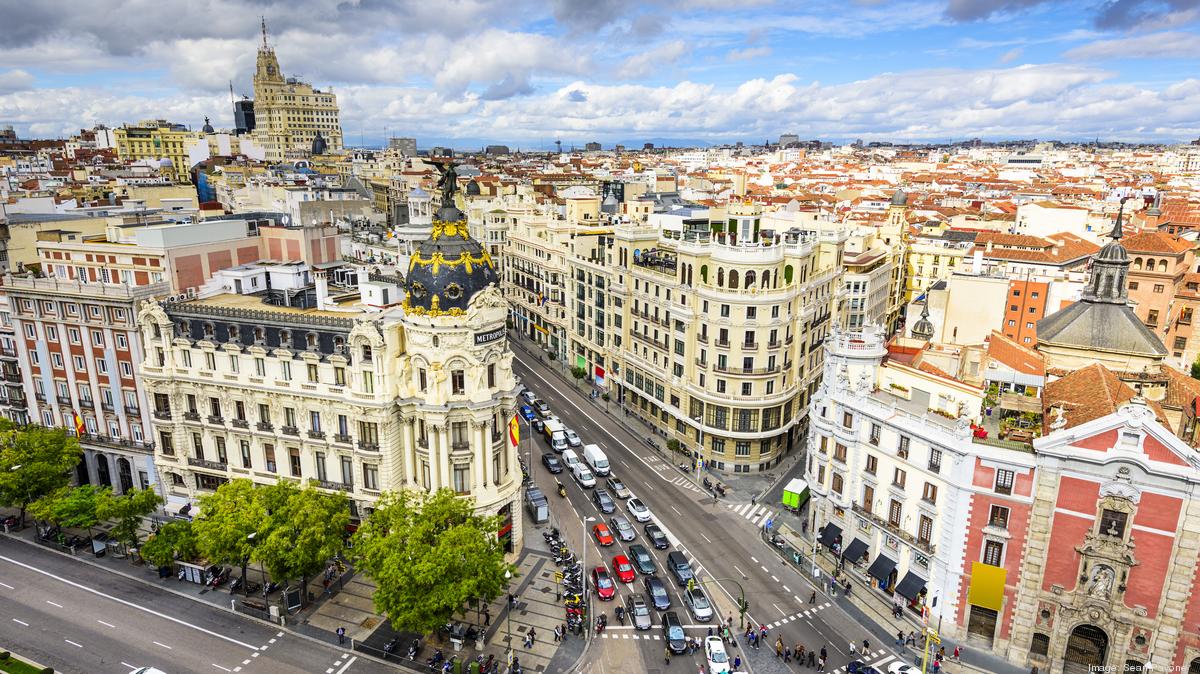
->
[[0, 0, 1197, 147]]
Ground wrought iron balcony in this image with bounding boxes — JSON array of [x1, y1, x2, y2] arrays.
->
[[308, 430, 326, 440], [183, 411, 201, 421], [358, 441, 379, 452], [230, 418, 249, 429], [281, 425, 299, 436], [333, 433, 352, 444], [256, 422, 274, 432], [188, 457, 228, 471]]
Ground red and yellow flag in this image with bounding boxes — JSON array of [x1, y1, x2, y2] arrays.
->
[[73, 411, 84, 436], [508, 414, 520, 448]]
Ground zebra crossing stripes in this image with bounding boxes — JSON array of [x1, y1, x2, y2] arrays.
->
[[600, 632, 662, 640], [830, 650, 896, 673], [669, 475, 707, 494], [728, 502, 775, 524], [763, 601, 832, 629]]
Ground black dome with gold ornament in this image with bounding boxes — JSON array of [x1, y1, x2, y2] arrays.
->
[[404, 164, 498, 316]]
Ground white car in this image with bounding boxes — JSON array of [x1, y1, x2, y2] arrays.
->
[[521, 389, 537, 404], [627, 498, 651, 522], [705, 636, 731, 674], [565, 428, 582, 448], [573, 464, 596, 488], [888, 664, 919, 674]]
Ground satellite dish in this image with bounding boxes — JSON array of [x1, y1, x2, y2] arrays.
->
[[280, 214, 290, 225]]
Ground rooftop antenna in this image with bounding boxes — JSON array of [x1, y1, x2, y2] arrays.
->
[[229, 80, 235, 104]]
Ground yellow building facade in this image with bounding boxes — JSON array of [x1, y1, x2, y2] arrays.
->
[[251, 23, 343, 162], [113, 121, 198, 183]]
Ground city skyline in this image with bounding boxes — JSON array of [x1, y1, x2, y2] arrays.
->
[[0, 0, 1197, 146]]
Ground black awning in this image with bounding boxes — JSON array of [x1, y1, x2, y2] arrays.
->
[[867, 554, 897, 583], [842, 538, 869, 564], [818, 523, 843, 549], [895, 571, 927, 601]]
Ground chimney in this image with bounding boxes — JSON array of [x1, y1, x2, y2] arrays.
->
[[314, 269, 330, 310]]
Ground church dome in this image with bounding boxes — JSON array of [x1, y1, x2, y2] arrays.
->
[[465, 179, 481, 196], [890, 189, 908, 206], [312, 131, 328, 155], [404, 165, 498, 316], [201, 116, 215, 134], [1095, 239, 1129, 263]]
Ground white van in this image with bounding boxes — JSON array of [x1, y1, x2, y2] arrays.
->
[[572, 462, 596, 488], [582, 444, 610, 476], [561, 449, 580, 471], [543, 418, 568, 452]]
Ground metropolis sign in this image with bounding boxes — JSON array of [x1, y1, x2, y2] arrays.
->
[[474, 327, 505, 345]]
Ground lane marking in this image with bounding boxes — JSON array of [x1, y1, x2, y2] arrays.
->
[[0, 581, 13, 589], [122, 663, 137, 671], [335, 656, 358, 674], [242, 660, 252, 666], [0, 555, 261, 651], [98, 619, 115, 628], [733, 565, 745, 577], [154, 641, 173, 650], [761, 566, 769, 573], [772, 575, 779, 582], [65, 639, 82, 648], [774, 603, 786, 616], [783, 585, 791, 593], [268, 638, 277, 644], [213, 665, 232, 672], [670, 505, 682, 516], [750, 556, 759, 563], [46, 600, 63, 608], [12, 618, 28, 626], [699, 532, 712, 543]]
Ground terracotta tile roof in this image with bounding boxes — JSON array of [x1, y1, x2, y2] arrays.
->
[[1161, 365, 1200, 412], [986, 331, 1045, 376], [1121, 230, 1194, 255], [1042, 363, 1168, 432], [969, 231, 1099, 265]]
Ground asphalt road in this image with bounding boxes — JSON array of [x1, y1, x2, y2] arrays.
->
[[0, 538, 392, 674], [514, 351, 908, 674]]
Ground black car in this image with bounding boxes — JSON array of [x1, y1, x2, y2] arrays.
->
[[644, 575, 671, 610], [532, 418, 545, 434], [847, 663, 882, 674], [628, 544, 657, 575], [592, 489, 616, 514], [541, 453, 563, 473], [644, 523, 669, 549], [666, 551, 694, 587], [662, 611, 687, 654]]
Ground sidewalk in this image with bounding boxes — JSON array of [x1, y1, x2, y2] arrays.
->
[[508, 331, 793, 503], [767, 524, 1024, 674]]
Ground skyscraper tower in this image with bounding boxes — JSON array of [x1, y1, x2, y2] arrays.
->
[[250, 19, 343, 161]]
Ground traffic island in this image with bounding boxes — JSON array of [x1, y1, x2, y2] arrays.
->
[[0, 649, 52, 674]]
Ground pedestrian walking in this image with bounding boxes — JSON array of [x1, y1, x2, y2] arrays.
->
[[665, 647, 671, 664], [820, 645, 827, 662], [524, 633, 533, 649], [336, 626, 346, 645], [817, 655, 826, 672], [733, 655, 741, 670], [954, 645, 962, 661], [808, 651, 816, 668], [849, 641, 856, 656], [810, 591, 817, 604], [784, 645, 792, 663], [863, 639, 870, 653], [776, 638, 784, 657], [897, 630, 904, 646], [760, 624, 768, 641], [529, 628, 537, 646], [553, 625, 561, 643], [509, 593, 517, 609]]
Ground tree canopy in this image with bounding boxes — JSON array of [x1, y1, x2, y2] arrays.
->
[[193, 479, 265, 568], [98, 487, 163, 551], [28, 484, 106, 531], [352, 489, 514, 634], [140, 520, 199, 568], [254, 481, 349, 585], [0, 422, 82, 525]]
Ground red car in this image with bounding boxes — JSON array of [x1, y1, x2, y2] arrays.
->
[[592, 566, 616, 600], [612, 554, 636, 583], [592, 523, 615, 547]]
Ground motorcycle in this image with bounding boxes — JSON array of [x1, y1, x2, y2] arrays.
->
[[770, 534, 786, 548], [384, 638, 398, 658], [408, 638, 421, 660], [229, 576, 243, 592], [615, 606, 625, 624], [426, 649, 444, 671], [262, 581, 281, 596], [702, 477, 712, 490], [595, 614, 607, 634], [714, 483, 727, 497], [556, 481, 567, 497]]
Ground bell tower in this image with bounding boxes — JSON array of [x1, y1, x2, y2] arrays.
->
[[254, 17, 283, 86]]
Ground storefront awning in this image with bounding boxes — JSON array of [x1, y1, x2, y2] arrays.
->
[[842, 538, 870, 564], [867, 554, 897, 583], [818, 523, 843, 549], [895, 571, 927, 601]]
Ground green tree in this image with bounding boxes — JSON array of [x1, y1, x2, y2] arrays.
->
[[140, 520, 199, 569], [666, 438, 680, 464], [98, 487, 163, 555], [353, 489, 514, 634], [193, 479, 265, 593], [1191, 357, 1200, 380], [0, 422, 82, 527], [28, 485, 107, 534], [571, 366, 587, 382], [254, 481, 348, 603]]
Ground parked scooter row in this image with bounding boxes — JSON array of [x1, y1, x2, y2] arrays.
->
[[701, 476, 728, 497]]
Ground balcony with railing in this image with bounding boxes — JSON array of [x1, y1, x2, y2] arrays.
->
[[358, 441, 380, 452], [851, 501, 935, 555], [125, 404, 140, 416], [231, 418, 249, 429], [80, 398, 95, 409], [188, 457, 228, 471], [0, 347, 17, 359], [79, 433, 156, 454], [630, 331, 669, 351], [207, 415, 224, 425], [256, 421, 274, 432], [3, 370, 20, 382], [333, 433, 352, 444], [313, 479, 351, 492], [100, 402, 114, 412], [281, 425, 299, 436], [308, 430, 326, 440], [183, 410, 200, 421], [56, 394, 71, 405], [153, 407, 170, 420]]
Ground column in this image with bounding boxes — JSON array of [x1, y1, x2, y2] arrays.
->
[[474, 420, 488, 491], [401, 418, 415, 488], [428, 425, 443, 491], [438, 424, 452, 492]]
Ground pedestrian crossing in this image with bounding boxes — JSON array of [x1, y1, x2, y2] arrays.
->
[[831, 649, 898, 673], [668, 475, 706, 494], [728, 501, 776, 525], [599, 631, 662, 640], [761, 602, 831, 630]]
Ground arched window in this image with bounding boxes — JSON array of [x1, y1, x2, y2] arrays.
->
[[762, 271, 771, 288], [1133, 257, 1143, 270], [1161, 258, 1170, 271], [700, 265, 708, 284], [717, 268, 724, 286], [1145, 259, 1155, 272], [729, 270, 739, 289], [745, 270, 756, 287], [784, 265, 794, 284]]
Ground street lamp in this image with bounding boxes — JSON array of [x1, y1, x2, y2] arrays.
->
[[504, 569, 514, 669]]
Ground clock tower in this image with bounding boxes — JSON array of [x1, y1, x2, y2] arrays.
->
[[254, 17, 283, 85]]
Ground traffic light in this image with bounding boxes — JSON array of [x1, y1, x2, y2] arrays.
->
[[740, 599, 750, 613]]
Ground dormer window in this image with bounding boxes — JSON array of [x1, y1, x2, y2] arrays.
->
[[280, 329, 292, 346], [254, 327, 265, 344], [203, 323, 215, 339], [333, 336, 345, 353], [228, 325, 239, 341], [306, 333, 318, 350]]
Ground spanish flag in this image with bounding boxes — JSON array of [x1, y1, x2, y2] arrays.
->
[[508, 414, 520, 448], [73, 411, 84, 436]]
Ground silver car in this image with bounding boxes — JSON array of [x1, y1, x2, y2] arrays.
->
[[685, 587, 713, 621], [627, 594, 652, 630], [565, 428, 582, 448], [606, 476, 632, 499], [610, 514, 636, 542]]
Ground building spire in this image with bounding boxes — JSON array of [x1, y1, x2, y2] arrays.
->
[[261, 16, 269, 49], [1109, 196, 1128, 241]]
